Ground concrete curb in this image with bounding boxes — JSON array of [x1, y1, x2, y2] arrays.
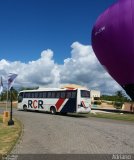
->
[[91, 108, 134, 114]]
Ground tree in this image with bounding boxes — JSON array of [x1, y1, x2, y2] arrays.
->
[[0, 88, 18, 101], [11, 88, 18, 101], [114, 90, 129, 102]]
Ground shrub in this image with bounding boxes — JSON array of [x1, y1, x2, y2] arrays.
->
[[114, 102, 123, 109], [94, 97, 100, 100], [94, 101, 102, 105]]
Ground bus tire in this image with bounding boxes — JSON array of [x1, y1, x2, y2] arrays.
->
[[50, 106, 56, 115], [23, 105, 27, 111]]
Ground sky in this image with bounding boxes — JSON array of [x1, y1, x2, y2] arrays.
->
[[0, 0, 123, 95]]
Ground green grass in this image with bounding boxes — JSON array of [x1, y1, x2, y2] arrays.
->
[[0, 116, 2, 123], [87, 112, 134, 122], [0, 115, 22, 156]]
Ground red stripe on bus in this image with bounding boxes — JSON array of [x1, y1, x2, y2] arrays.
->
[[82, 101, 86, 108], [55, 98, 65, 111]]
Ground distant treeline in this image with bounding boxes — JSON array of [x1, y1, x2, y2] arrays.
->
[[0, 87, 38, 101], [100, 90, 131, 103]]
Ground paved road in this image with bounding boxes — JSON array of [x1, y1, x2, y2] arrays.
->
[[9, 109, 134, 155]]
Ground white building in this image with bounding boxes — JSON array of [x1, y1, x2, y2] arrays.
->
[[90, 90, 101, 102]]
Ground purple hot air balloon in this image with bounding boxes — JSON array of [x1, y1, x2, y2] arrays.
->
[[92, 0, 134, 100]]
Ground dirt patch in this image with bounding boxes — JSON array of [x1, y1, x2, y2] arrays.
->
[[100, 102, 115, 109], [0, 102, 17, 108]]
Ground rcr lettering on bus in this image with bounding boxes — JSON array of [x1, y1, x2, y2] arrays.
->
[[28, 100, 44, 109]]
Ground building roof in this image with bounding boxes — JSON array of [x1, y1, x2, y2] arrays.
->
[[61, 84, 87, 89]]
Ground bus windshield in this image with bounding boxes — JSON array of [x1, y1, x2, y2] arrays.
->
[[18, 92, 24, 103], [81, 90, 90, 98]]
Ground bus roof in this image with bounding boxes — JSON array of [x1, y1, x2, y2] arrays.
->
[[19, 88, 77, 92], [19, 88, 90, 93]]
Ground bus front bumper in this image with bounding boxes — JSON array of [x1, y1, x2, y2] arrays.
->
[[77, 107, 91, 113]]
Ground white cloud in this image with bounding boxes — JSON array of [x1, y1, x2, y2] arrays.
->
[[0, 49, 60, 88], [0, 42, 122, 94], [60, 42, 121, 94]]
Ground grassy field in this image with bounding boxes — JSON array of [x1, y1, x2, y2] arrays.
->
[[87, 112, 134, 122], [0, 114, 22, 156]]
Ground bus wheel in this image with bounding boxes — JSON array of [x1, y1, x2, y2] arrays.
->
[[50, 107, 56, 115], [23, 105, 27, 111]]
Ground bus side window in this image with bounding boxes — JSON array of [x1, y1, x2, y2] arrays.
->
[[39, 92, 43, 98], [43, 92, 47, 98], [47, 92, 52, 98], [25, 92, 30, 98], [81, 90, 90, 98], [51, 92, 56, 98], [71, 91, 76, 98], [35, 92, 38, 98], [61, 92, 65, 99], [23, 92, 27, 98], [31, 92, 35, 98], [27, 92, 31, 98], [55, 92, 60, 98], [66, 91, 72, 98]]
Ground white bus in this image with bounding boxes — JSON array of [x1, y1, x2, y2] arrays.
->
[[17, 88, 91, 114]]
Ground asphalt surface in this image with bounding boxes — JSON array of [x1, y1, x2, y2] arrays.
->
[[0, 107, 134, 159], [8, 109, 133, 155]]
